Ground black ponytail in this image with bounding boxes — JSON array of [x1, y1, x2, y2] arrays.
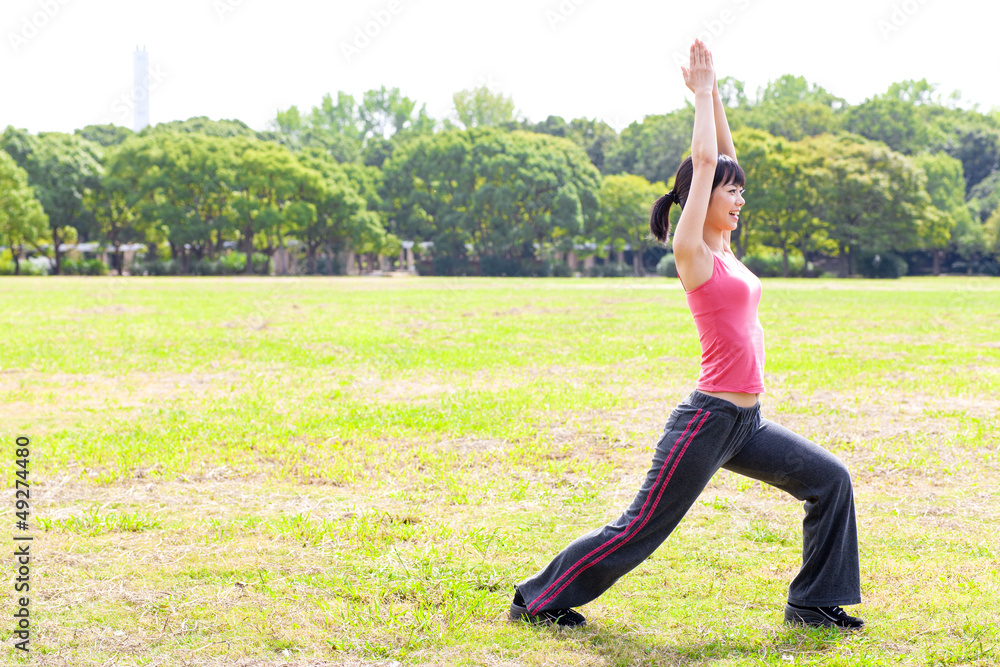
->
[[649, 157, 693, 245], [649, 192, 677, 244]]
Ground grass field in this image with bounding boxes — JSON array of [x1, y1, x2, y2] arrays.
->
[[1, 275, 998, 666]]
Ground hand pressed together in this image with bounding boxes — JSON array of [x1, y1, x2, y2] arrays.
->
[[681, 39, 716, 95]]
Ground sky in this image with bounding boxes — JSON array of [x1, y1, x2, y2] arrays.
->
[[1, 0, 998, 136]]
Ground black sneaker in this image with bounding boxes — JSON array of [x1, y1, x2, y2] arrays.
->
[[784, 603, 864, 630], [509, 590, 586, 628]]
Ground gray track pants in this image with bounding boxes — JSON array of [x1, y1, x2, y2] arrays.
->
[[517, 390, 861, 613]]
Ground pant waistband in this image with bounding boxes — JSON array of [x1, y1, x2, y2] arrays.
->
[[685, 390, 760, 420]]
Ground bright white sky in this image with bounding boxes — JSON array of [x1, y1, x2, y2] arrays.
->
[[1, 0, 997, 135]]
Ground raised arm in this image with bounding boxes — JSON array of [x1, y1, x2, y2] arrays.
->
[[712, 67, 738, 249], [713, 77, 737, 162], [672, 40, 719, 288]]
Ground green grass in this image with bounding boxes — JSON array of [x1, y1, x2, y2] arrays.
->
[[1, 275, 998, 666], [35, 506, 162, 535]]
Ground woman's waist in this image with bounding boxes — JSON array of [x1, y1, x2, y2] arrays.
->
[[695, 389, 760, 408]]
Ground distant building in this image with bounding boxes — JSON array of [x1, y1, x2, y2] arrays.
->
[[133, 46, 149, 132]]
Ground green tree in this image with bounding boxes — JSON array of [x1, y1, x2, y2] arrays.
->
[[225, 138, 312, 274], [268, 88, 433, 166], [268, 98, 362, 162], [108, 132, 239, 272], [75, 124, 134, 147], [337, 160, 393, 263], [756, 75, 844, 108], [359, 85, 435, 141], [984, 205, 1000, 257], [532, 115, 569, 138], [83, 161, 142, 276], [384, 128, 601, 275], [0, 150, 49, 275], [798, 134, 932, 276], [569, 118, 620, 173], [951, 213, 988, 266], [452, 86, 517, 130], [1, 127, 103, 274], [146, 116, 259, 139], [845, 96, 931, 154], [309, 91, 363, 139], [597, 174, 665, 275], [293, 150, 384, 273], [967, 172, 1000, 223], [716, 76, 749, 108], [734, 129, 831, 274], [604, 108, 694, 184], [912, 153, 970, 274], [930, 107, 1000, 192], [532, 116, 620, 172], [950, 124, 1000, 192], [741, 75, 845, 141]]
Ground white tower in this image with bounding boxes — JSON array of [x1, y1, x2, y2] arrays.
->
[[133, 46, 150, 132]]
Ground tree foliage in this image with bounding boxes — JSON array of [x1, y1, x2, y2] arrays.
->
[[531, 116, 620, 173], [75, 124, 134, 148], [385, 128, 600, 274], [102, 132, 377, 274], [452, 86, 517, 130], [8, 73, 1000, 278], [597, 174, 665, 275], [605, 108, 693, 185], [0, 150, 49, 274], [1, 127, 103, 274], [796, 134, 933, 275], [733, 129, 832, 273], [269, 87, 433, 167]]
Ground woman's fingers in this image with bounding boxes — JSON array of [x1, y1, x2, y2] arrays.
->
[[685, 38, 716, 88], [691, 39, 709, 70], [695, 40, 714, 69]]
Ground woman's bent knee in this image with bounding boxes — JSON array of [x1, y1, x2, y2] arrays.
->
[[820, 456, 853, 498]]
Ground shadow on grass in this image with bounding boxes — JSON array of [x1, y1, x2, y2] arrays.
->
[[528, 621, 853, 666]]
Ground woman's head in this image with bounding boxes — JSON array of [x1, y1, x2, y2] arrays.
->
[[648, 154, 746, 244]]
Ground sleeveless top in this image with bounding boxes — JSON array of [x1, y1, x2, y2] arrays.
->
[[684, 252, 766, 394]]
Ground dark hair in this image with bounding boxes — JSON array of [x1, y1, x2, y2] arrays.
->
[[649, 154, 745, 244]]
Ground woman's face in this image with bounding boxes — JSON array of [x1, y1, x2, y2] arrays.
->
[[707, 181, 746, 231]]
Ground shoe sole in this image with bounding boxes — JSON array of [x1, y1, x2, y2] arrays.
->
[[509, 603, 586, 628], [784, 604, 864, 631]]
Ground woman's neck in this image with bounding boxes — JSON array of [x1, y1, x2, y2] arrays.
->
[[703, 232, 729, 255]]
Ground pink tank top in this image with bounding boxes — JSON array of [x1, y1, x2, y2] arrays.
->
[[684, 252, 766, 394]]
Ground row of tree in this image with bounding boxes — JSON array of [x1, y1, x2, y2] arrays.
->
[[1, 78, 999, 277]]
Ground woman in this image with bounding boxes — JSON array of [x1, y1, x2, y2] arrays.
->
[[510, 39, 863, 630]]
